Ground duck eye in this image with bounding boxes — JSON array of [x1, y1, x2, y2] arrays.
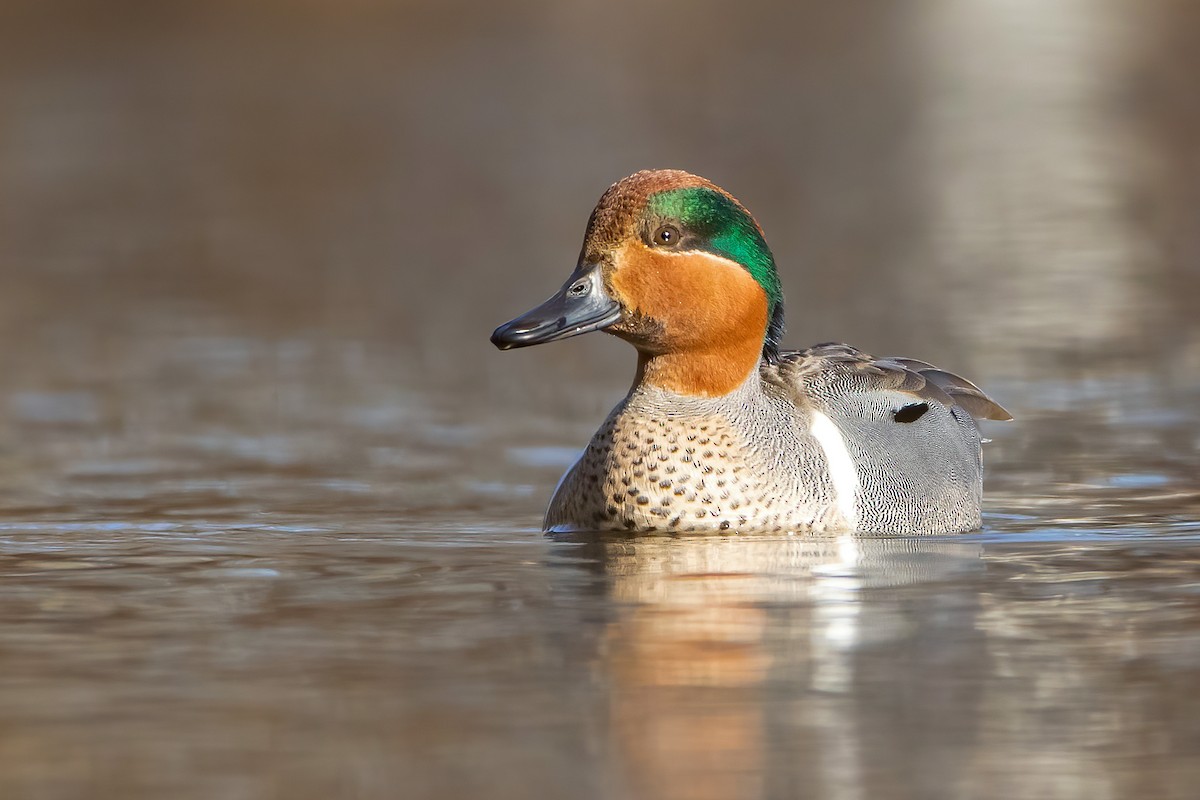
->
[[652, 225, 681, 247]]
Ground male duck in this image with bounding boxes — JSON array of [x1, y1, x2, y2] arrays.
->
[[491, 170, 1011, 534]]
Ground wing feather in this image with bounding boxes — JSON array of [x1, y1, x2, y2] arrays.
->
[[767, 344, 1012, 422]]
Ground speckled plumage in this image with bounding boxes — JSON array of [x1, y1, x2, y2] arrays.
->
[[493, 170, 1011, 535], [545, 344, 999, 534]]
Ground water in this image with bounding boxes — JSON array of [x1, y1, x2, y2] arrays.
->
[[1, 2, 1199, 798]]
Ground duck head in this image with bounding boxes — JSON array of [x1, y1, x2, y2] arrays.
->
[[491, 169, 784, 397]]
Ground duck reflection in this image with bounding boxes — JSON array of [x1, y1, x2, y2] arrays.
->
[[556, 532, 987, 800]]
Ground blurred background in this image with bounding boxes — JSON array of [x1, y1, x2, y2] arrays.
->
[[1, 0, 1198, 507], [0, 1, 1198, 798]]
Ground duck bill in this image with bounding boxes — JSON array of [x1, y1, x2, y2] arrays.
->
[[491, 264, 622, 350]]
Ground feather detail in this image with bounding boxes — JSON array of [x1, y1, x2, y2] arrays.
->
[[764, 344, 1012, 423], [896, 366, 1013, 421]]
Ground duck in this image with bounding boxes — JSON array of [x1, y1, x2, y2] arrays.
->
[[491, 169, 1011, 534]]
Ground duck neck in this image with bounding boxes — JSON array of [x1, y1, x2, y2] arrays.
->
[[632, 338, 764, 398]]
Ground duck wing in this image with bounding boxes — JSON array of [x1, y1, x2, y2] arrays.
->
[[766, 343, 1012, 422]]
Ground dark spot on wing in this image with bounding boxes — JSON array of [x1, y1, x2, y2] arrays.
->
[[894, 402, 929, 423]]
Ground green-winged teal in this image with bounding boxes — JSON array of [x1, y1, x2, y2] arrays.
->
[[492, 170, 1010, 534]]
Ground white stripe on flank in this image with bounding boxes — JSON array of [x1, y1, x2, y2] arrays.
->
[[809, 410, 860, 528]]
